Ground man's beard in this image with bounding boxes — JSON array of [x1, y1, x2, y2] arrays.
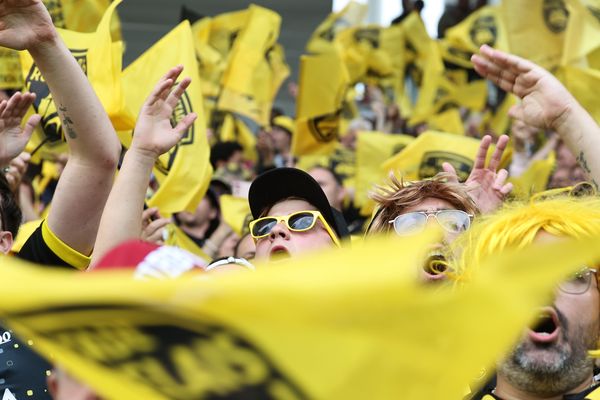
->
[[497, 307, 598, 396]]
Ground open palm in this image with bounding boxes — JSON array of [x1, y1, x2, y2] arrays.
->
[[0, 92, 40, 166]]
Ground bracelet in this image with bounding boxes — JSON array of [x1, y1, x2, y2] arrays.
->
[[205, 256, 255, 272]]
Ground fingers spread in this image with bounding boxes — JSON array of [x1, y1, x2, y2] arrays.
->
[[473, 135, 492, 170], [488, 135, 509, 171]]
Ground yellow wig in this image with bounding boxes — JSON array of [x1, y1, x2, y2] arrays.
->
[[453, 196, 600, 281]]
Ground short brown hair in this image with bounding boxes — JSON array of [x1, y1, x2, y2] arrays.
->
[[367, 173, 478, 234]]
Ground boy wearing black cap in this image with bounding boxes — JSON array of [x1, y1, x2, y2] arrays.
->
[[247, 167, 349, 262]]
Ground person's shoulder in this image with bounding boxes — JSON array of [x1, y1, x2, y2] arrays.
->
[[16, 220, 89, 269]]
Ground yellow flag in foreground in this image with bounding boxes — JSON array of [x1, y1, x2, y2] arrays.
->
[[21, 0, 131, 162], [2, 232, 600, 399], [122, 21, 211, 215], [382, 130, 489, 181], [292, 51, 350, 157]]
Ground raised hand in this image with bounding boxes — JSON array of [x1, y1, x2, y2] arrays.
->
[[141, 207, 171, 245], [0, 0, 56, 51], [443, 135, 513, 214], [131, 65, 196, 159], [471, 44, 577, 131], [0, 92, 41, 166]]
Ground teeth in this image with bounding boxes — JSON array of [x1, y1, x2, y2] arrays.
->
[[538, 332, 550, 337]]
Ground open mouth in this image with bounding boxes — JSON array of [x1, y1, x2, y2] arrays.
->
[[528, 308, 560, 343], [423, 252, 448, 276], [269, 246, 291, 262]]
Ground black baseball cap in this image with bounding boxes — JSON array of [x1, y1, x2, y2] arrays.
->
[[248, 168, 350, 240]]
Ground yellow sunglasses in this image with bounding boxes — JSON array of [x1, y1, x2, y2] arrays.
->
[[249, 210, 341, 247]]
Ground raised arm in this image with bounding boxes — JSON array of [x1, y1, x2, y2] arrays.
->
[[0, 0, 121, 255], [90, 66, 196, 265], [472, 44, 600, 188]]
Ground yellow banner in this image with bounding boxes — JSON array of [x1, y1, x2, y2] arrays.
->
[[217, 5, 289, 126], [292, 51, 349, 157], [2, 232, 600, 399], [305, 1, 367, 54], [382, 130, 493, 181], [122, 21, 211, 215]]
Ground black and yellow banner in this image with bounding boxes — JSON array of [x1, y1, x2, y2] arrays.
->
[[2, 232, 600, 399]]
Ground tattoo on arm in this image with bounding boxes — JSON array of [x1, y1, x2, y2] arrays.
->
[[576, 151, 591, 173], [576, 152, 599, 189], [58, 105, 77, 139]]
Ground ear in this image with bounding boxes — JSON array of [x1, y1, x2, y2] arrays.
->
[[47, 370, 59, 399], [0, 231, 13, 254]]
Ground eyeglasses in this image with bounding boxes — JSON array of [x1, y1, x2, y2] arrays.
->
[[388, 209, 473, 236], [531, 181, 597, 202], [559, 267, 597, 295], [249, 210, 341, 247]]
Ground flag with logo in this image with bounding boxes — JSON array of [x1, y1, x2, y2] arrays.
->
[[217, 5, 289, 127], [122, 21, 211, 215], [292, 50, 350, 157], [502, 0, 568, 70], [20, 0, 132, 162], [442, 5, 509, 68], [1, 230, 600, 399], [382, 130, 495, 181], [355, 131, 414, 212], [305, 0, 367, 54]]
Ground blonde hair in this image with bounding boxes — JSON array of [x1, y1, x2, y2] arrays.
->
[[367, 172, 479, 234]]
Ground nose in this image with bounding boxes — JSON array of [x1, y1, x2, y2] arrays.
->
[[268, 221, 291, 241]]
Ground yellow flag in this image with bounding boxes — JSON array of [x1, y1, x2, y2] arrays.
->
[[2, 230, 600, 399], [162, 223, 211, 261], [218, 113, 258, 163], [502, 0, 568, 71], [43, 0, 122, 39], [562, 0, 600, 65], [355, 131, 414, 210], [305, 1, 367, 54], [217, 5, 289, 126], [560, 65, 600, 123], [220, 194, 252, 237], [509, 152, 556, 198], [122, 21, 211, 216], [442, 5, 509, 68], [428, 108, 465, 136], [21, 0, 132, 162], [382, 130, 492, 181], [292, 50, 350, 157], [0, 48, 23, 89]]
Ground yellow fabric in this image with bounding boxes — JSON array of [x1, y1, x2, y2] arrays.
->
[[292, 50, 349, 157], [122, 21, 211, 216], [163, 223, 211, 261], [562, 0, 600, 65], [305, 0, 367, 54], [21, 0, 132, 163], [42, 0, 122, 39], [220, 195, 252, 237], [443, 5, 509, 68], [560, 65, 600, 124], [217, 5, 288, 126], [427, 108, 465, 136], [354, 131, 414, 211], [40, 219, 90, 270], [382, 130, 492, 181], [1, 232, 600, 399], [218, 114, 258, 163], [502, 0, 567, 70], [0, 48, 23, 89], [488, 94, 517, 136], [509, 152, 556, 199]]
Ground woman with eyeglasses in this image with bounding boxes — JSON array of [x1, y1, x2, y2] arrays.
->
[[366, 135, 512, 281]]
